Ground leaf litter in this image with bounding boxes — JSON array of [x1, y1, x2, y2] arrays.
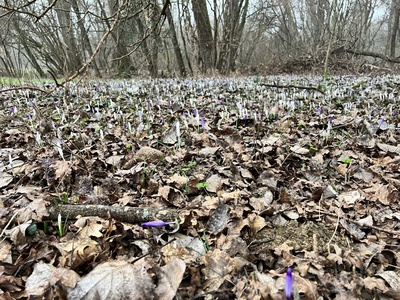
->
[[0, 75, 400, 299]]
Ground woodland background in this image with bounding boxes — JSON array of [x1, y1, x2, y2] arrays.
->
[[1, 0, 400, 79]]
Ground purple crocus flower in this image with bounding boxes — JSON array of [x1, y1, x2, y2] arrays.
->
[[141, 220, 174, 227], [318, 107, 321, 116], [285, 268, 293, 300], [201, 117, 205, 131]]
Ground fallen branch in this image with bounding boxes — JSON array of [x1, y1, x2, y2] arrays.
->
[[259, 82, 325, 94], [48, 204, 182, 224], [344, 48, 400, 63]]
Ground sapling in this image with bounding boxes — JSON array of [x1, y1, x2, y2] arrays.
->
[[196, 182, 209, 189], [340, 157, 351, 164]]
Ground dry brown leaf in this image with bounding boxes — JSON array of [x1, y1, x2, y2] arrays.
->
[[376, 271, 400, 293], [157, 185, 186, 207], [0, 274, 24, 293], [248, 213, 268, 235], [53, 160, 72, 180], [0, 240, 12, 262], [205, 174, 222, 193], [135, 146, 164, 163], [54, 237, 100, 269], [154, 258, 186, 300], [5, 221, 34, 245], [290, 144, 309, 154], [68, 260, 155, 300], [25, 262, 80, 297], [338, 190, 362, 206], [167, 174, 188, 190], [206, 201, 229, 234], [364, 183, 397, 205], [161, 234, 205, 264], [201, 249, 246, 292], [105, 154, 124, 167], [0, 172, 13, 188]]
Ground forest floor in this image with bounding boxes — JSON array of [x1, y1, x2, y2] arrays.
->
[[0, 75, 400, 299]]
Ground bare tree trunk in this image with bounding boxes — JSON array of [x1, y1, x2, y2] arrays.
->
[[11, 18, 46, 77], [136, 17, 158, 77], [102, 0, 133, 76], [165, 1, 186, 77], [389, 0, 400, 57], [177, 1, 193, 75], [70, 0, 101, 77], [191, 0, 214, 73], [55, 1, 82, 74]]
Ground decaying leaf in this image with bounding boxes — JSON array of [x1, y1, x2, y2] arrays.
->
[[68, 260, 154, 300], [68, 259, 185, 300], [25, 262, 80, 297], [206, 201, 230, 234]]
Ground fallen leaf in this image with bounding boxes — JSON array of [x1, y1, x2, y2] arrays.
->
[[68, 260, 155, 300], [25, 262, 80, 297]]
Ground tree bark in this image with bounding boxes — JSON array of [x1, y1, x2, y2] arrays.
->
[[165, 1, 186, 77], [70, 0, 101, 77], [191, 0, 214, 73], [389, 0, 400, 57], [47, 204, 180, 224], [54, 1, 82, 74], [103, 0, 133, 76], [11, 18, 46, 77]]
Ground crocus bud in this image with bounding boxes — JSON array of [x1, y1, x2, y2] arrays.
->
[[141, 220, 174, 227], [285, 268, 293, 300]]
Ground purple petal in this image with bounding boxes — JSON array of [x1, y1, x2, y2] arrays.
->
[[141, 220, 174, 227], [285, 268, 293, 300]]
